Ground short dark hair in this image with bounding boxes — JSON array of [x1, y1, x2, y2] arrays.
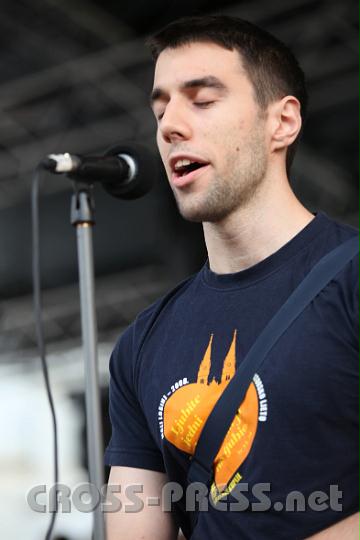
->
[[147, 15, 308, 174]]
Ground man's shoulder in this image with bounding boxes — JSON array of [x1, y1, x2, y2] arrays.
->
[[324, 212, 358, 241], [305, 212, 358, 278], [320, 213, 358, 274], [314, 214, 358, 332]]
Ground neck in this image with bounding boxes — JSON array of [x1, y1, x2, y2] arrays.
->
[[203, 172, 314, 275]]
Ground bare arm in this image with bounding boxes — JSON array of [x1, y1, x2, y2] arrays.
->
[[306, 513, 359, 540], [106, 466, 179, 540]]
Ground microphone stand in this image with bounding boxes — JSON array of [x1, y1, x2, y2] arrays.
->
[[70, 181, 106, 540]]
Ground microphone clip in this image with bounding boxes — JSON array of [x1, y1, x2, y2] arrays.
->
[[70, 181, 95, 226]]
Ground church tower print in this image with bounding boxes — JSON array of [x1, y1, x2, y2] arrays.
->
[[163, 330, 260, 492]]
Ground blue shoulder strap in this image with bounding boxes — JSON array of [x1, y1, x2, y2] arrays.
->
[[188, 235, 359, 486]]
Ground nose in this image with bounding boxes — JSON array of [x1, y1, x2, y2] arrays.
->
[[158, 100, 192, 144]]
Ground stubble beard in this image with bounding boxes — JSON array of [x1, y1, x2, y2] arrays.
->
[[173, 123, 268, 223]]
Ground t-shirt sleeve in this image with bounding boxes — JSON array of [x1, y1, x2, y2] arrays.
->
[[104, 324, 165, 472]]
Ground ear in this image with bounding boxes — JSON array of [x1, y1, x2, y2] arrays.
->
[[269, 96, 302, 153]]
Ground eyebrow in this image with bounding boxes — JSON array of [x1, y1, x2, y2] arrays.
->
[[150, 75, 228, 106]]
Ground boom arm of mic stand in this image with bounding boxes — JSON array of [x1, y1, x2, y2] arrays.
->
[[71, 181, 106, 540]]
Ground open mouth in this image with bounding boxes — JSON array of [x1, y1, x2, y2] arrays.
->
[[174, 161, 208, 177]]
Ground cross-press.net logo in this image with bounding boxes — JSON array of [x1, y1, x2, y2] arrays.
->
[[27, 482, 343, 514]]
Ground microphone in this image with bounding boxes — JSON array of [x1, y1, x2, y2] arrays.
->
[[40, 142, 156, 199]]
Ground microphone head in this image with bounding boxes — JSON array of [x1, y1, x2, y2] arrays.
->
[[102, 142, 157, 200]]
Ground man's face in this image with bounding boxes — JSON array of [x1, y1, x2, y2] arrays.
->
[[151, 41, 269, 222]]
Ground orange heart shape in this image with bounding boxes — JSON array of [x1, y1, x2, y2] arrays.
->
[[164, 331, 259, 493]]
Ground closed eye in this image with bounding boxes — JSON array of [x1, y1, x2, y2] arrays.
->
[[155, 101, 215, 122], [194, 101, 215, 108]]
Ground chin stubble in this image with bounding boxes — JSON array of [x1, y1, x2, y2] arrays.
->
[[174, 125, 268, 223]]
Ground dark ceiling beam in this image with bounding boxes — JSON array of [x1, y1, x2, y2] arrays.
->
[[0, 40, 148, 109], [309, 72, 358, 112], [0, 10, 84, 64], [301, 44, 357, 82], [41, 0, 134, 44], [224, 0, 319, 24], [0, 111, 33, 140]]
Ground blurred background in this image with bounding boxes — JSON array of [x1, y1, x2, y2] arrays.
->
[[0, 0, 358, 538]]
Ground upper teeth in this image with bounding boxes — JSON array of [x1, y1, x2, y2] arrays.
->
[[174, 158, 195, 170]]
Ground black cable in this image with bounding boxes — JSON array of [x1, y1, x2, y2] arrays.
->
[[31, 167, 59, 540]]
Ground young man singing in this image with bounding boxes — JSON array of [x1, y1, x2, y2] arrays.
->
[[104, 15, 359, 539]]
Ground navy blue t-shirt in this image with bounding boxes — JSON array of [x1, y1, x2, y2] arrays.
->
[[104, 212, 359, 539]]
